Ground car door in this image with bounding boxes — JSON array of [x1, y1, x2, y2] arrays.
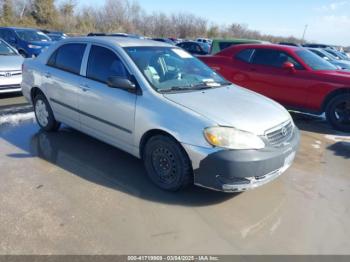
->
[[78, 44, 136, 153], [241, 48, 312, 108], [44, 43, 87, 129]]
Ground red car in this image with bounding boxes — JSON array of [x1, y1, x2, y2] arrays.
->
[[199, 44, 350, 132]]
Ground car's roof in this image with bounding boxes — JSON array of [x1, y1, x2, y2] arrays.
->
[[212, 38, 263, 43], [0, 27, 38, 31], [217, 43, 304, 56], [61, 36, 173, 48]]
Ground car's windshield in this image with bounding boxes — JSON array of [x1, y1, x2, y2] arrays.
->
[[296, 49, 338, 70], [15, 29, 51, 42], [0, 40, 16, 55], [124, 47, 229, 92]]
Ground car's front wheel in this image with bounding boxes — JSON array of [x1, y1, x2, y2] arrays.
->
[[143, 135, 193, 191], [34, 93, 60, 132], [326, 94, 350, 132]]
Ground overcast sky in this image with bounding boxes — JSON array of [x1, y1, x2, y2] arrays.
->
[[77, 0, 350, 46]]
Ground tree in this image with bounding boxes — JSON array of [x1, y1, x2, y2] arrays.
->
[[31, 0, 58, 26], [2, 0, 14, 24], [58, 0, 76, 32]]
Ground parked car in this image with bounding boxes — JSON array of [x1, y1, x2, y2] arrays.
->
[[199, 44, 350, 132], [196, 38, 212, 44], [46, 34, 64, 41], [307, 48, 350, 70], [324, 48, 350, 61], [0, 39, 23, 94], [21, 37, 299, 192], [302, 43, 336, 49], [41, 30, 68, 41], [210, 38, 265, 54], [176, 41, 210, 55], [0, 27, 53, 58], [279, 42, 302, 47], [87, 32, 143, 39], [152, 38, 175, 45], [168, 37, 182, 44]]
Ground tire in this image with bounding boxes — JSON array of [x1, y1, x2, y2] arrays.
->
[[143, 135, 193, 191], [325, 94, 350, 132], [34, 93, 61, 132]]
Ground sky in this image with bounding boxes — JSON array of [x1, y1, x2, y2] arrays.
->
[[76, 0, 350, 46]]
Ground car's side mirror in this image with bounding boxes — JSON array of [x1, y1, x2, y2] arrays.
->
[[107, 76, 136, 92], [282, 61, 295, 72]]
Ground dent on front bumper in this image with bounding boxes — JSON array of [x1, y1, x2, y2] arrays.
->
[[183, 127, 300, 192]]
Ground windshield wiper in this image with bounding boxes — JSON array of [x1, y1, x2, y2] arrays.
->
[[159, 86, 191, 93], [159, 81, 232, 93], [190, 81, 232, 90]]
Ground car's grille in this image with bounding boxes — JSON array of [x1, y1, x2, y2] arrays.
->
[[0, 84, 21, 90], [0, 70, 22, 77], [265, 121, 294, 147]]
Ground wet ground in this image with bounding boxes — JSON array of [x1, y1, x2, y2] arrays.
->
[[0, 98, 350, 254], [0, 93, 28, 110]]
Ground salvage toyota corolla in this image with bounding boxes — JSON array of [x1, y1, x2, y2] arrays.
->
[[21, 37, 300, 192]]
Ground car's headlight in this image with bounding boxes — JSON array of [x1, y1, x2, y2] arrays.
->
[[204, 127, 265, 150], [28, 45, 42, 49]]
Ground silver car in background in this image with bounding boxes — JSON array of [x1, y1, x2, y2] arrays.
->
[[21, 37, 300, 192], [0, 39, 23, 93], [308, 47, 350, 70]]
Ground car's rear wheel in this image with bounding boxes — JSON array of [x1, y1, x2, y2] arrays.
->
[[326, 94, 350, 132], [143, 135, 193, 191], [34, 93, 60, 132]]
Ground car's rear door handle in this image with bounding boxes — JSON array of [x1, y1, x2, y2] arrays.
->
[[249, 68, 257, 72], [79, 84, 90, 92]]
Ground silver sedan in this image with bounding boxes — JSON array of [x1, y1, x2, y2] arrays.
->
[[0, 39, 23, 93], [21, 37, 300, 192]]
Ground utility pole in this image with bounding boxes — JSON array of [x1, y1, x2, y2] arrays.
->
[[302, 24, 308, 42]]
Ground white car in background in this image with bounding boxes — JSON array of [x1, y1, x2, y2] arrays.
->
[[196, 38, 212, 45], [0, 39, 23, 94]]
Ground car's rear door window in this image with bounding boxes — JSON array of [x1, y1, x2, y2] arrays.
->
[[48, 43, 86, 75], [86, 45, 128, 84], [251, 49, 303, 69]]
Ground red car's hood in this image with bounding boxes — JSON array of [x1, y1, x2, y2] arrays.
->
[[316, 70, 350, 76], [313, 70, 350, 84]]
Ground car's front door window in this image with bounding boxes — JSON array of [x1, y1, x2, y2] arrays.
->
[[86, 45, 129, 84], [251, 49, 303, 69]]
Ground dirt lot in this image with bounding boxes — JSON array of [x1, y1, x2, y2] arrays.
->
[[0, 94, 350, 255]]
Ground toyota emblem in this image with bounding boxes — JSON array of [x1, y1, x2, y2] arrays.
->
[[281, 127, 288, 136], [5, 72, 12, 77]]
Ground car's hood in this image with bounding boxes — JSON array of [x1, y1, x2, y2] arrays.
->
[[28, 41, 53, 47], [163, 85, 291, 135], [0, 55, 23, 71], [315, 69, 350, 80]]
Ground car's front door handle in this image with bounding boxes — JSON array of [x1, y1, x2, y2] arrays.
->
[[44, 72, 51, 78]]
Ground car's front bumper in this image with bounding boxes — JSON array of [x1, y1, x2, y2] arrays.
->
[[0, 74, 22, 94], [183, 127, 300, 192], [0, 85, 22, 94]]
